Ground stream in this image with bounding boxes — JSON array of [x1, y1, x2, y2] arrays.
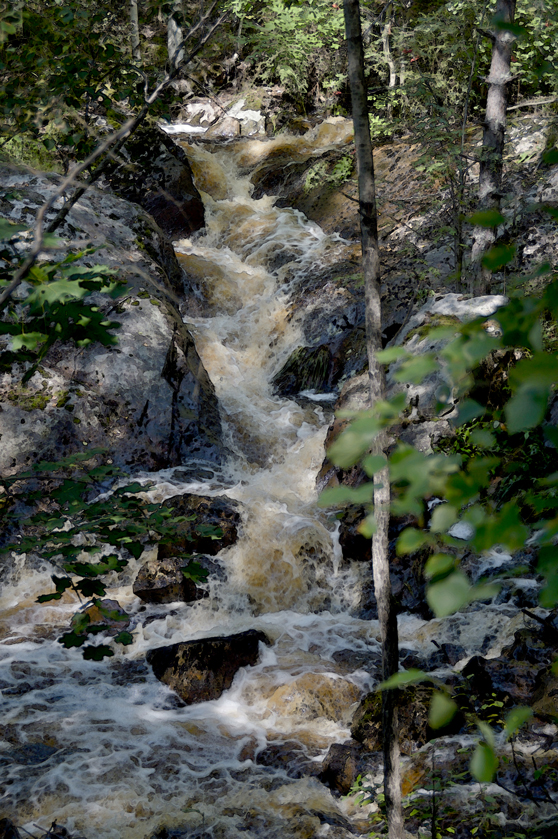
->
[[0, 121, 549, 839]]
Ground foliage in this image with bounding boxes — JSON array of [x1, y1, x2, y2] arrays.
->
[[0, 449, 221, 659], [321, 217, 558, 785], [225, 0, 345, 99], [0, 227, 127, 381]]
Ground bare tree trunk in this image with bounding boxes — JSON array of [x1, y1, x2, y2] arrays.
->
[[168, 0, 185, 69], [470, 0, 516, 295], [129, 0, 141, 64], [343, 3, 402, 838]]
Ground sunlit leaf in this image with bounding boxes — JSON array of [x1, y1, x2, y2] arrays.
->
[[396, 527, 428, 555], [470, 741, 499, 783], [0, 219, 27, 239], [429, 691, 458, 729], [430, 504, 457, 533], [379, 669, 431, 690], [424, 553, 455, 580], [426, 570, 471, 617], [504, 707, 532, 740]]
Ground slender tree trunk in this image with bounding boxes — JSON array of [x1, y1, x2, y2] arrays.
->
[[129, 0, 142, 64], [381, 13, 396, 120], [343, 3, 402, 838], [168, 0, 185, 69], [470, 0, 516, 295]]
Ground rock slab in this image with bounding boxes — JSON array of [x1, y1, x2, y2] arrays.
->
[[146, 629, 270, 704]]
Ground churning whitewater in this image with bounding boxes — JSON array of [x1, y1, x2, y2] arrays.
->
[[0, 122, 526, 839]]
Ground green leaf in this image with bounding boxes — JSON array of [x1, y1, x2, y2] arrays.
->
[[59, 631, 87, 648], [504, 707, 532, 740], [114, 631, 134, 645], [470, 741, 499, 783], [467, 210, 505, 228], [376, 347, 408, 364], [82, 644, 114, 661], [0, 219, 27, 239], [394, 353, 438, 384], [379, 669, 431, 690], [127, 541, 144, 560], [11, 332, 47, 351], [318, 483, 375, 507], [424, 553, 455, 580], [76, 579, 107, 597], [430, 504, 458, 533], [543, 148, 558, 166], [396, 527, 428, 555], [426, 570, 471, 617], [455, 400, 484, 425], [357, 512, 376, 538], [362, 454, 387, 477], [429, 691, 458, 729], [482, 244, 516, 271], [182, 561, 209, 583], [505, 387, 548, 433]]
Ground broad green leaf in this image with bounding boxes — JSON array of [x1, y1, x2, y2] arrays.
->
[[455, 399, 484, 425], [76, 579, 107, 597], [429, 691, 457, 729], [59, 631, 87, 648], [362, 454, 387, 477], [82, 644, 114, 661], [318, 483, 375, 507], [396, 527, 428, 555], [376, 347, 408, 364], [182, 561, 209, 583], [394, 353, 438, 384], [11, 332, 47, 351], [482, 244, 516, 271], [114, 631, 134, 646], [505, 386, 548, 433], [379, 669, 431, 690], [477, 720, 495, 749], [468, 210, 505, 228], [426, 570, 471, 617], [430, 504, 457, 533], [469, 429, 496, 448], [424, 553, 455, 580], [504, 707, 532, 740], [357, 512, 376, 538], [0, 219, 27, 239], [470, 741, 499, 783], [543, 149, 558, 166]]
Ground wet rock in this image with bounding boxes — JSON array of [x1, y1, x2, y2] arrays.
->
[[0, 820, 20, 839], [319, 741, 367, 794], [104, 125, 205, 239], [267, 673, 361, 723], [462, 621, 558, 711], [351, 684, 461, 756], [204, 116, 240, 139], [77, 598, 130, 636], [146, 629, 270, 704], [256, 740, 321, 779], [158, 494, 241, 559], [0, 163, 223, 475], [133, 556, 199, 604]]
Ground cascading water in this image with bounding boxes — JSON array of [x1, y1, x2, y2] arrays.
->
[[0, 121, 538, 839]]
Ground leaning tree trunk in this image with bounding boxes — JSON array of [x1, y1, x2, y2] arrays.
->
[[129, 0, 142, 64], [470, 0, 516, 295], [343, 2, 403, 838]]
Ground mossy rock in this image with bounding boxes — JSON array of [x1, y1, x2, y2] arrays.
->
[[272, 344, 332, 396], [7, 384, 51, 412]]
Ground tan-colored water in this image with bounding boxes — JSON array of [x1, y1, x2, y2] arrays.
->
[[0, 120, 526, 839]]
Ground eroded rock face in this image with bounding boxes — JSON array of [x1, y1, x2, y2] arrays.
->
[[146, 629, 270, 704], [319, 741, 367, 795], [133, 556, 199, 604], [104, 125, 205, 239], [158, 494, 242, 559], [0, 164, 223, 474]]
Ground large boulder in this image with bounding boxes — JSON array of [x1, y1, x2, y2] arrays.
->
[[158, 494, 242, 559], [133, 556, 199, 604], [146, 629, 270, 704], [104, 125, 205, 239], [0, 163, 222, 474]]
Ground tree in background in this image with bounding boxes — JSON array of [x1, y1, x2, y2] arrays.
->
[[343, 2, 403, 836], [470, 0, 517, 295]]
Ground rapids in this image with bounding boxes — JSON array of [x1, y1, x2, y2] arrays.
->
[[0, 119, 544, 839]]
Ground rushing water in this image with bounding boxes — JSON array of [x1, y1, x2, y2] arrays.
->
[[0, 120, 540, 839]]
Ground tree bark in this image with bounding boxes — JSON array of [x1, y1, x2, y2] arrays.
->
[[470, 0, 516, 295], [168, 0, 185, 70], [343, 3, 402, 838], [129, 0, 141, 64]]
